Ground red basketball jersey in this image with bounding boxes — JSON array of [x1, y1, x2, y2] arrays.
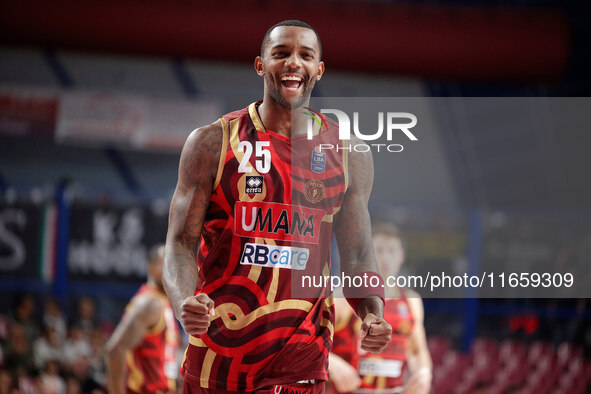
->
[[357, 297, 414, 390], [126, 284, 180, 394], [331, 306, 361, 369], [181, 102, 348, 391], [330, 296, 414, 393]]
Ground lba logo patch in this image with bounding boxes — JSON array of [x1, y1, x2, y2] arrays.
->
[[311, 146, 326, 173], [245, 176, 263, 194]]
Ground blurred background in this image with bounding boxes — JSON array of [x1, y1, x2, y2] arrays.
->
[[1, 0, 590, 392]]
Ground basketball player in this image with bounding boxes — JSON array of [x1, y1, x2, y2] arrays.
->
[[106, 244, 180, 394], [163, 20, 392, 393], [329, 223, 432, 394]]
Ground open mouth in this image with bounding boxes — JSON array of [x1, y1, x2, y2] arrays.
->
[[281, 75, 304, 92]]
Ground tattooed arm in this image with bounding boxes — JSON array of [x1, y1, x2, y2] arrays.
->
[[334, 136, 392, 353], [163, 121, 221, 335]]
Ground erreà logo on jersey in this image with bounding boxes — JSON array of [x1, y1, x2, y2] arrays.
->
[[245, 176, 263, 194], [234, 202, 325, 244]]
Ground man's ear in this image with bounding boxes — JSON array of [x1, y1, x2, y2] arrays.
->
[[316, 61, 325, 80], [254, 56, 265, 76]]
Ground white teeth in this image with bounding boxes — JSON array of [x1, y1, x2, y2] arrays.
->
[[281, 75, 303, 81]]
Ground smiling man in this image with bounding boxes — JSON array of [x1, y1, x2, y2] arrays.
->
[[163, 20, 392, 394]]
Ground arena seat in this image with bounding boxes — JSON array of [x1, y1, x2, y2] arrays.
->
[[427, 336, 590, 393]]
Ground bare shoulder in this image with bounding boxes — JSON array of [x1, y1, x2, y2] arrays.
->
[[178, 120, 224, 184], [404, 290, 424, 320], [404, 288, 422, 300], [132, 293, 164, 315], [130, 293, 164, 327], [183, 120, 224, 163], [346, 135, 374, 194], [347, 135, 373, 165]]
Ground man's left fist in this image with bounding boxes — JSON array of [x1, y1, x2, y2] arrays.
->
[[359, 313, 392, 353]]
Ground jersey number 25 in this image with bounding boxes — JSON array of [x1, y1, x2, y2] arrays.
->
[[238, 141, 271, 174]]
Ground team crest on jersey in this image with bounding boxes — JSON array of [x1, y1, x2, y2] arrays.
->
[[311, 146, 326, 173], [245, 176, 263, 194], [304, 180, 325, 203]]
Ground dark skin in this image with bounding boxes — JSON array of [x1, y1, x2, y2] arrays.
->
[[334, 134, 391, 352], [254, 26, 325, 135], [163, 25, 391, 353]]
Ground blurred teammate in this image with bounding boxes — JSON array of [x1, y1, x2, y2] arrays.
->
[[106, 244, 179, 394], [330, 223, 432, 394], [163, 20, 392, 393]]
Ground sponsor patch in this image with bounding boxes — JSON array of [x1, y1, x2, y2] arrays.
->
[[271, 384, 312, 394], [304, 180, 325, 203], [239, 243, 309, 270], [358, 358, 403, 378], [234, 202, 325, 244], [273, 385, 312, 394], [311, 146, 326, 173], [245, 176, 263, 194]]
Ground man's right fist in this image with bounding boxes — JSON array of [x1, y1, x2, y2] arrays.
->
[[180, 293, 214, 335]]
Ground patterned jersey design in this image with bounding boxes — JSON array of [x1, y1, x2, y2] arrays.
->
[[126, 284, 180, 394], [331, 305, 361, 370], [358, 297, 415, 390], [182, 102, 348, 391], [331, 296, 415, 392]]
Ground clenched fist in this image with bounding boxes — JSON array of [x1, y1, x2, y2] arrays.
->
[[180, 293, 214, 335], [359, 313, 392, 353]]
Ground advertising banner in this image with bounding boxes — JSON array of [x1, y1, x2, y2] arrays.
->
[[0, 87, 58, 139], [56, 90, 221, 151], [0, 202, 51, 280], [68, 203, 168, 283]]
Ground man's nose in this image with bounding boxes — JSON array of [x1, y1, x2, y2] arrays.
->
[[285, 53, 302, 70]]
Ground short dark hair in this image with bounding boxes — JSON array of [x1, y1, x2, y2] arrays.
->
[[372, 222, 403, 241], [261, 20, 322, 59], [148, 243, 165, 265]]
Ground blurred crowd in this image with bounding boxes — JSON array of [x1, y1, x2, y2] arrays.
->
[[1, 292, 589, 394], [0, 294, 108, 394]]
